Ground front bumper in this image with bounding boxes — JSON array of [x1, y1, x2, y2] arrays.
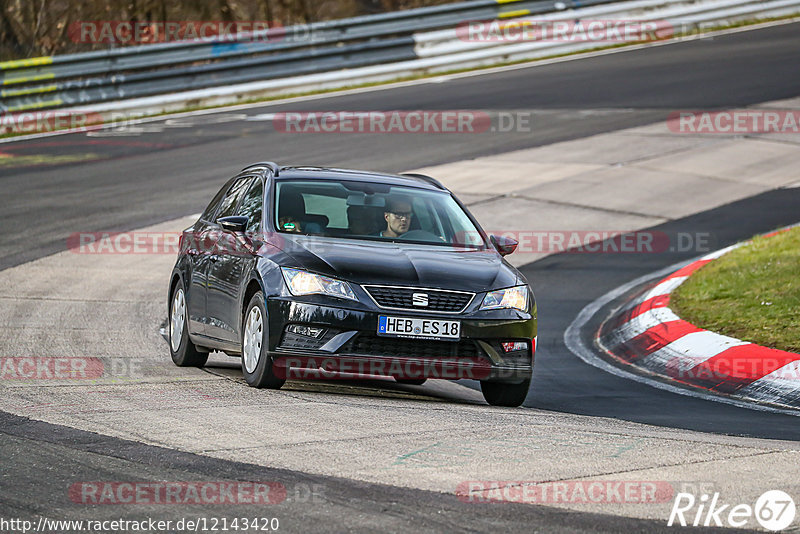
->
[[265, 298, 536, 383]]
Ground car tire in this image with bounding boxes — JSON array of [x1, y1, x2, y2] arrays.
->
[[241, 292, 285, 389], [169, 285, 208, 368], [394, 378, 427, 386], [480, 378, 530, 407]]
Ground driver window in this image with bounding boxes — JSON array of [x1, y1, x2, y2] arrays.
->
[[236, 178, 264, 234], [216, 176, 253, 221], [200, 178, 234, 223]]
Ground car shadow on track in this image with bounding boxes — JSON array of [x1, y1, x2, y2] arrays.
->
[[199, 358, 487, 405]]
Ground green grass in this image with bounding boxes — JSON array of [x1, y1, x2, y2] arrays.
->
[[670, 227, 800, 353]]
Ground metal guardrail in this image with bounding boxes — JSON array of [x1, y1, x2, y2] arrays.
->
[[0, 0, 617, 113], [0, 1, 511, 84], [0, 0, 797, 114], [416, 0, 800, 55]]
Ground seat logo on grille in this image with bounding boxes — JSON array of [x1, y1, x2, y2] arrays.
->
[[412, 293, 429, 307]]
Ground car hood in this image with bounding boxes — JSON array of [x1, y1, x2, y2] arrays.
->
[[276, 236, 520, 292]]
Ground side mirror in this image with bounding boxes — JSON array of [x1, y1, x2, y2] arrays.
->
[[217, 216, 248, 233], [490, 234, 518, 256]]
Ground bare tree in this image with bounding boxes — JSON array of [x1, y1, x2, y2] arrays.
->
[[0, 0, 456, 59]]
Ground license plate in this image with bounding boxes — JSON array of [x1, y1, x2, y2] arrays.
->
[[377, 316, 460, 341]]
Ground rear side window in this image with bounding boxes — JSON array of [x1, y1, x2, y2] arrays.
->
[[216, 176, 254, 221]]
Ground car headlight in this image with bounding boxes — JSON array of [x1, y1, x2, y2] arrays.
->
[[480, 285, 529, 312], [281, 268, 357, 301]]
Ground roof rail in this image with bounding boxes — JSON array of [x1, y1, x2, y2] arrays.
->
[[242, 161, 280, 176], [400, 172, 445, 190]]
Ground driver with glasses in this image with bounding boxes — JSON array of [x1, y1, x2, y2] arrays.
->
[[375, 196, 413, 238]]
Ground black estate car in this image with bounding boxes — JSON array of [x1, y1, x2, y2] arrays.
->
[[168, 162, 536, 406]]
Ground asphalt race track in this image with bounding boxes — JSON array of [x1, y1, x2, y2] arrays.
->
[[3, 22, 800, 270], [1, 22, 799, 532]]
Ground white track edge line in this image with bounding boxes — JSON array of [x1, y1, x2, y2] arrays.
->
[[564, 256, 800, 417]]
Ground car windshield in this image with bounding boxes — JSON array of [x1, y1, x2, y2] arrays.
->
[[274, 179, 487, 248]]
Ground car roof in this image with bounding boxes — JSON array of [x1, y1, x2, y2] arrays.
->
[[244, 163, 446, 191]]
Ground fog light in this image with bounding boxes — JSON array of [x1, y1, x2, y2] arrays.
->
[[288, 325, 325, 338], [501, 341, 528, 353]]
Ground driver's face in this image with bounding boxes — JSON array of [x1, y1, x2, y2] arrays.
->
[[385, 202, 412, 236]]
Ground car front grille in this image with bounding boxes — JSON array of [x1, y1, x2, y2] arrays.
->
[[340, 334, 482, 359], [363, 286, 474, 313]]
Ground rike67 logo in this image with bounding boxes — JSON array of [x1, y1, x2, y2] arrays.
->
[[668, 490, 796, 531]]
